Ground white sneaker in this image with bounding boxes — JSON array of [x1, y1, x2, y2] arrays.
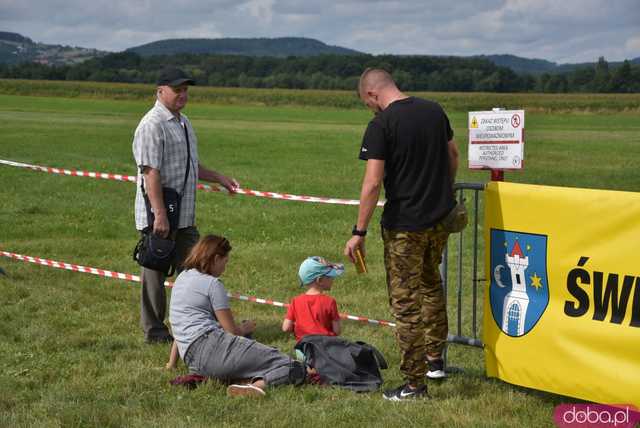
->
[[426, 359, 447, 379], [226, 384, 266, 398]]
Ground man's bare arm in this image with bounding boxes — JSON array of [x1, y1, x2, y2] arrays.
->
[[448, 139, 459, 183], [142, 167, 169, 237]]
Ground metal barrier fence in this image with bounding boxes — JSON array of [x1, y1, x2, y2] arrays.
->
[[443, 182, 486, 359]]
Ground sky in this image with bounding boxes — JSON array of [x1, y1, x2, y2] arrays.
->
[[1, 0, 639, 64]]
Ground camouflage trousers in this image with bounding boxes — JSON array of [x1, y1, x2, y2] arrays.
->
[[382, 225, 449, 385]]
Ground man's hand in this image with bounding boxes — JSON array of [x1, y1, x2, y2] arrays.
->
[[217, 174, 240, 195], [344, 235, 365, 264], [198, 163, 239, 195], [152, 211, 170, 238]]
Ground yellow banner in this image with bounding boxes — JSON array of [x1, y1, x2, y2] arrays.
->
[[484, 181, 640, 406]]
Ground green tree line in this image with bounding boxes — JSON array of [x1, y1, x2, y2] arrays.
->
[[0, 52, 638, 93]]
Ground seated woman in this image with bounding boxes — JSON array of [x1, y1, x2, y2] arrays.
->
[[169, 235, 305, 397]]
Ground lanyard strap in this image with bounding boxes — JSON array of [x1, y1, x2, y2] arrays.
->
[[180, 121, 192, 196]]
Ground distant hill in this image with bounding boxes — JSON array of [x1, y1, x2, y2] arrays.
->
[[2, 30, 637, 76], [0, 31, 32, 44], [126, 37, 364, 57], [479, 54, 640, 75], [0, 31, 108, 65], [476, 54, 558, 74]]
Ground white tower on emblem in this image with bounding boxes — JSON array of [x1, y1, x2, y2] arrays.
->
[[502, 240, 530, 335]]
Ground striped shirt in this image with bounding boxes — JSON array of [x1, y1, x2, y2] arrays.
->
[[133, 100, 199, 230]]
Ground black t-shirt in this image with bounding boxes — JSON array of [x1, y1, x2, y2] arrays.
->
[[359, 97, 455, 231]]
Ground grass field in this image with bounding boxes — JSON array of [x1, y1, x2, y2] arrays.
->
[[2, 78, 640, 112], [1, 83, 639, 428]]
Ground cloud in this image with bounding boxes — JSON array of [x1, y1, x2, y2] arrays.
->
[[238, 0, 275, 26], [625, 36, 640, 54], [0, 0, 637, 62]]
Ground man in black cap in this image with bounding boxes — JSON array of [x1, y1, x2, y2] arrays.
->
[[132, 67, 238, 343]]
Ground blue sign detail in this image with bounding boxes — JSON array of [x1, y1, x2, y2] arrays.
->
[[489, 229, 550, 337]]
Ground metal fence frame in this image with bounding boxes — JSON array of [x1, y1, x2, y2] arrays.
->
[[442, 182, 486, 363]]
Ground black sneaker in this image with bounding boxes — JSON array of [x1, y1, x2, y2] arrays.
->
[[383, 384, 427, 401], [426, 358, 446, 379]]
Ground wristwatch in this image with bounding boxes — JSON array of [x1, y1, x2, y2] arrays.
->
[[352, 225, 367, 237]]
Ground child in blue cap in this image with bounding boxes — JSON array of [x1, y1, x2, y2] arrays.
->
[[282, 256, 344, 343]]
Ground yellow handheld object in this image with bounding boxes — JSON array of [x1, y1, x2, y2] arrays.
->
[[354, 247, 367, 274]]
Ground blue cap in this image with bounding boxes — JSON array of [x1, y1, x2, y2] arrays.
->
[[298, 256, 344, 286]]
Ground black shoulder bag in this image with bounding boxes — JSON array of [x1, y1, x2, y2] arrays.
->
[[133, 122, 192, 276]]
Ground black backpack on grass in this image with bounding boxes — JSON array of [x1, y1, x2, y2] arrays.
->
[[295, 335, 387, 392]]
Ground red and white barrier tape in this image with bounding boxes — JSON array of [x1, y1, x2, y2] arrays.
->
[[0, 250, 396, 328], [0, 158, 385, 207], [0, 158, 137, 183]]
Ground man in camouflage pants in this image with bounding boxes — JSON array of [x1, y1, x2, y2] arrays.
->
[[344, 68, 459, 401]]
